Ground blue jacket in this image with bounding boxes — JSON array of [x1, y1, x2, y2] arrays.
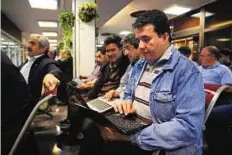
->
[[124, 46, 205, 155]]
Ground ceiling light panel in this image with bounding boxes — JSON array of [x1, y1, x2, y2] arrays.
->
[[38, 21, 58, 28], [30, 33, 41, 36], [191, 12, 214, 18], [119, 30, 132, 36], [48, 39, 57, 43], [164, 5, 191, 15], [28, 0, 57, 10], [42, 32, 58, 37]]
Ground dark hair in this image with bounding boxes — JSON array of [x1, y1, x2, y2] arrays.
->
[[104, 34, 122, 48], [123, 33, 139, 49], [220, 48, 232, 61], [178, 46, 191, 57], [205, 46, 220, 60], [97, 46, 106, 55], [132, 9, 171, 42]]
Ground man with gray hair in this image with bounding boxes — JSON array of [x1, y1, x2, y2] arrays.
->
[[199, 46, 232, 85], [20, 35, 68, 102]]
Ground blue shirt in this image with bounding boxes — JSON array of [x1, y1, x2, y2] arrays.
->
[[198, 62, 232, 85], [124, 46, 205, 155]]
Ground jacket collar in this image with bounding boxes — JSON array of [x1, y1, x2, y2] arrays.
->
[[137, 45, 180, 71]]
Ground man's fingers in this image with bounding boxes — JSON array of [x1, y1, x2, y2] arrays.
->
[[125, 101, 131, 115], [113, 105, 118, 112], [117, 104, 123, 114], [130, 104, 136, 114], [122, 103, 128, 115]]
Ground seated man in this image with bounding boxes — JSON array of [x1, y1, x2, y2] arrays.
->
[[199, 47, 232, 154], [104, 33, 140, 100], [57, 48, 73, 80], [19, 35, 67, 102], [178, 46, 198, 66], [2, 53, 36, 155], [77, 9, 205, 155], [76, 47, 108, 90], [219, 48, 232, 71], [58, 35, 130, 146], [198, 46, 232, 85], [86, 34, 130, 99]]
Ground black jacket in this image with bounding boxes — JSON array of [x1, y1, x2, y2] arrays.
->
[[1, 53, 35, 154], [19, 54, 68, 102], [87, 55, 130, 99], [57, 56, 73, 79]]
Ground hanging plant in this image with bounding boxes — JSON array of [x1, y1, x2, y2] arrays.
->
[[78, 2, 98, 23], [58, 9, 75, 49]]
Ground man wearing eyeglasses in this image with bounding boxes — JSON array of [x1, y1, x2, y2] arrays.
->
[[20, 35, 67, 102], [199, 46, 232, 85]]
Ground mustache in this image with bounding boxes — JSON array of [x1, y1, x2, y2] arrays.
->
[[27, 48, 32, 52]]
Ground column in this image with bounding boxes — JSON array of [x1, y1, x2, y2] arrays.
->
[[72, 0, 96, 78]]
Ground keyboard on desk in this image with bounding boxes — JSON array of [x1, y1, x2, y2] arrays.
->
[[105, 113, 150, 135], [87, 98, 113, 113]]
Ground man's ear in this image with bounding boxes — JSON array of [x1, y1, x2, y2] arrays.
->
[[162, 32, 169, 42]]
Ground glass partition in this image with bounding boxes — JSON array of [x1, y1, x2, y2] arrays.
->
[[1, 31, 22, 66]]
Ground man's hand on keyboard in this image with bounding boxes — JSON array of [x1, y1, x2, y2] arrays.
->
[[104, 90, 116, 101], [100, 126, 130, 142], [113, 100, 136, 116]]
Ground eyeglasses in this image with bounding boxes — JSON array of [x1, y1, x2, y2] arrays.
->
[[123, 45, 134, 51]]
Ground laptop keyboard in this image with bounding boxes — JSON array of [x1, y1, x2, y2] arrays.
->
[[105, 113, 149, 134], [87, 99, 113, 113]]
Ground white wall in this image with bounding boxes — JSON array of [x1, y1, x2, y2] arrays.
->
[[73, 0, 96, 77]]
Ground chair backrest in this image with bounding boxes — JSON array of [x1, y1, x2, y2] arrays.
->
[[204, 84, 232, 124]]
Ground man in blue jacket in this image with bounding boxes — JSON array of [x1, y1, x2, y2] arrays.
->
[[110, 9, 205, 155]]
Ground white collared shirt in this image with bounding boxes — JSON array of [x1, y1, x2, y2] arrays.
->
[[20, 54, 44, 83]]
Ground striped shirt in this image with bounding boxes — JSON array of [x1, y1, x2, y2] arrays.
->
[[133, 46, 173, 121]]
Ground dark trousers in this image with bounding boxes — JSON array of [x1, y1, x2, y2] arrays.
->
[[205, 104, 232, 155], [78, 118, 153, 155]]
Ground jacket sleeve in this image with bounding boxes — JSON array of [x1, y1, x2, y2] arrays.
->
[[123, 67, 135, 101], [131, 70, 205, 151], [45, 61, 70, 101]]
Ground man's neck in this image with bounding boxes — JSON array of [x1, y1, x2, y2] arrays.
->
[[207, 60, 217, 67]]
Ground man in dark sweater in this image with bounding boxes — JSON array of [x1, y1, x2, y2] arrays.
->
[[58, 35, 130, 149], [86, 35, 130, 99]]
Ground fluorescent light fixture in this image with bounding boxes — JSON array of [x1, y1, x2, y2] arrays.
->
[[1, 38, 4, 41], [42, 32, 57, 37], [38, 21, 58, 28], [119, 30, 132, 36], [217, 38, 231, 42], [164, 5, 191, 15], [1, 45, 7, 48], [1, 42, 8, 44], [30, 33, 41, 36], [48, 39, 57, 43], [96, 44, 103, 47], [191, 12, 214, 18], [28, 0, 57, 10], [100, 41, 104, 44], [1, 42, 16, 45]]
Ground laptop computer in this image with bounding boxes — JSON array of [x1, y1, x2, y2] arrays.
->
[[69, 94, 151, 135]]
